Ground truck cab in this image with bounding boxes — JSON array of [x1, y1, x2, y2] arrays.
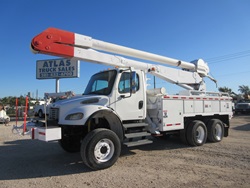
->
[[85, 68, 147, 120], [235, 100, 250, 114], [49, 68, 147, 125]]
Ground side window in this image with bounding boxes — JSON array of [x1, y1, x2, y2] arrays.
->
[[118, 72, 139, 93]]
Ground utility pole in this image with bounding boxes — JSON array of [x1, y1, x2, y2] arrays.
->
[[154, 76, 156, 89]]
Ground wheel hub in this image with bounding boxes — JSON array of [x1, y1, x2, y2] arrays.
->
[[94, 139, 114, 162], [100, 146, 108, 154], [196, 126, 205, 144]]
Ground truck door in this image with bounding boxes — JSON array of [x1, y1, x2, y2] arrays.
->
[[111, 71, 145, 121]]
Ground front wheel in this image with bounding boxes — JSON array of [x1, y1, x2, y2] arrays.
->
[[81, 128, 121, 170]]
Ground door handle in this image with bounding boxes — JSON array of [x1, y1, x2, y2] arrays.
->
[[139, 101, 143, 109]]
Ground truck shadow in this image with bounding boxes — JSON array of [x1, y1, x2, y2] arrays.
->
[[0, 137, 187, 180], [0, 139, 90, 180], [121, 136, 188, 156], [233, 123, 250, 131]]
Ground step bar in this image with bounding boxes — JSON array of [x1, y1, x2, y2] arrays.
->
[[123, 139, 153, 147]]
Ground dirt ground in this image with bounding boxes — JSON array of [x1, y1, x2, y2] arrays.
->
[[0, 115, 249, 188]]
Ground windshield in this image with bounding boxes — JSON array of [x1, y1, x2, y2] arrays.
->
[[84, 70, 117, 95]]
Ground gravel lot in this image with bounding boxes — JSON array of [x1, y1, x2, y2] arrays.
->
[[0, 115, 249, 188]]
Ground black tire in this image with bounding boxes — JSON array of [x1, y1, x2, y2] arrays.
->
[[59, 137, 81, 153], [186, 120, 207, 146], [207, 119, 224, 142], [80, 128, 121, 170], [38, 109, 44, 118]]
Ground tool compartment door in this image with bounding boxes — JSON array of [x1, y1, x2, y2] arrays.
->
[[161, 99, 184, 131]]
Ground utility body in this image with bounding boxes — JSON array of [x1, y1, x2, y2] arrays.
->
[[29, 28, 233, 170]]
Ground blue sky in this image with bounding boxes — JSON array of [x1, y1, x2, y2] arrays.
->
[[0, 0, 249, 98]]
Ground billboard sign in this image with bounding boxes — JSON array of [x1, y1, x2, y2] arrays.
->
[[36, 58, 80, 79]]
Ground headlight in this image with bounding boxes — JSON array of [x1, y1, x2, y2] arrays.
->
[[65, 113, 84, 120]]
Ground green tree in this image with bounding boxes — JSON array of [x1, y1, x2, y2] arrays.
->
[[238, 85, 250, 99], [218, 87, 236, 96], [0, 95, 34, 106], [219, 87, 232, 93]]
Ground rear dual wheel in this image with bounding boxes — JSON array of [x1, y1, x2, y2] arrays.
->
[[181, 119, 224, 146], [186, 120, 207, 146], [207, 119, 224, 142]]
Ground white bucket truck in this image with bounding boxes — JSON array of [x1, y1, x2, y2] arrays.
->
[[28, 28, 232, 170]]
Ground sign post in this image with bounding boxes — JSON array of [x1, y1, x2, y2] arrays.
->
[[56, 78, 60, 93], [36, 58, 80, 92]]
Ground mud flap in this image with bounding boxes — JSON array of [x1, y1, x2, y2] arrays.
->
[[224, 124, 229, 137]]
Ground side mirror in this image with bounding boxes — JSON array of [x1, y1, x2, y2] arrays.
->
[[131, 71, 137, 94]]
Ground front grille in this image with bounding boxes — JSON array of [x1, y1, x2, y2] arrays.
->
[[49, 108, 59, 120]]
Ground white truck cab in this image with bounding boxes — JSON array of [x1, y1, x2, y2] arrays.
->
[[50, 68, 146, 124]]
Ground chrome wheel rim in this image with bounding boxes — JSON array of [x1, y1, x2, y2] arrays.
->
[[214, 123, 223, 141], [196, 126, 205, 144], [94, 139, 114, 162]]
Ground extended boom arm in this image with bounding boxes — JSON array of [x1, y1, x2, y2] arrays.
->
[[31, 28, 216, 90]]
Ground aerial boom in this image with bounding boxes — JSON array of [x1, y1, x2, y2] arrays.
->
[[31, 28, 214, 90], [75, 34, 196, 71]]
